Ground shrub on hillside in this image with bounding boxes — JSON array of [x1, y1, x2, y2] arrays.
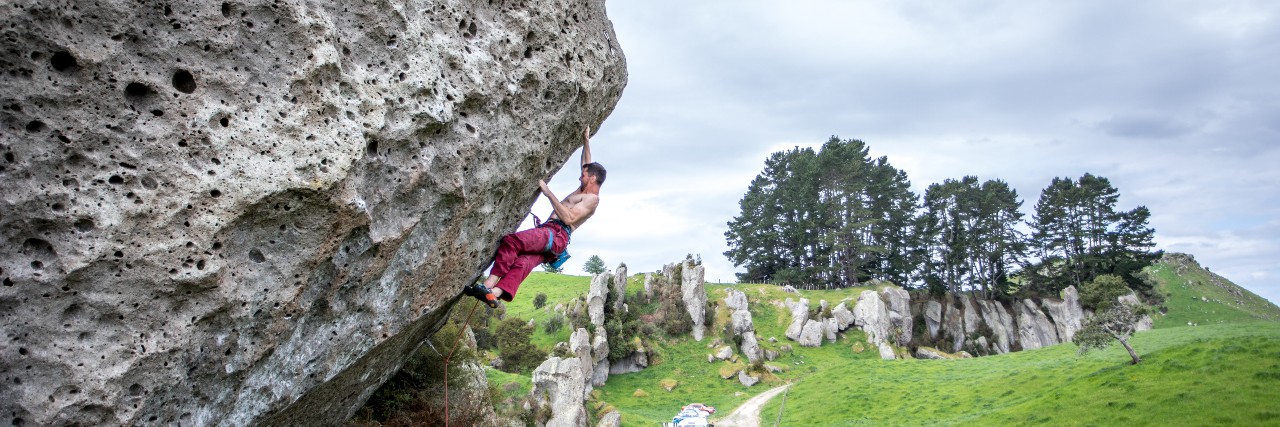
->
[[544, 312, 565, 334], [497, 317, 546, 373], [533, 293, 548, 309]]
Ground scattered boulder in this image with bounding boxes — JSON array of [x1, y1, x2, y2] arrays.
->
[[877, 341, 897, 360], [531, 357, 590, 427], [784, 298, 810, 341], [597, 411, 622, 427], [764, 349, 779, 361], [738, 370, 761, 387], [798, 321, 825, 347], [974, 336, 992, 356], [740, 333, 765, 364], [823, 318, 839, 343], [853, 290, 891, 345], [782, 285, 799, 293], [915, 347, 949, 360], [832, 302, 856, 330], [715, 346, 734, 360], [1118, 293, 1154, 331]]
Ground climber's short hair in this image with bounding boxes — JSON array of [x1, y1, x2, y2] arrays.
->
[[583, 162, 606, 185]]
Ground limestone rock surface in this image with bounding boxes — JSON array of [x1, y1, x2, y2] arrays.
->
[[0, 1, 626, 425], [877, 341, 897, 360], [924, 300, 943, 339], [784, 298, 810, 341], [882, 287, 913, 345], [1015, 299, 1060, 350], [832, 302, 855, 331], [976, 300, 1015, 354], [531, 357, 590, 427], [680, 260, 708, 341], [588, 273, 609, 329], [1042, 286, 1085, 342], [611, 265, 627, 313], [798, 320, 824, 347], [853, 290, 891, 345]]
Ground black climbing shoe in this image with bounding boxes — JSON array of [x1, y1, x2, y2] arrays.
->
[[464, 284, 499, 308], [461, 283, 486, 297]]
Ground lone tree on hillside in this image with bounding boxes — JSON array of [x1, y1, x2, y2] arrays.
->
[[584, 255, 607, 275], [1074, 274, 1146, 364]]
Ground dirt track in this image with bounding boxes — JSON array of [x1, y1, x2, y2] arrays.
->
[[713, 385, 789, 427]]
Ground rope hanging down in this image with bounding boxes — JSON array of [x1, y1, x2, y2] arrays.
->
[[444, 299, 482, 427]]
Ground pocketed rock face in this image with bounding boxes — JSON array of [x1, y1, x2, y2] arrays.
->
[[0, 1, 626, 426]]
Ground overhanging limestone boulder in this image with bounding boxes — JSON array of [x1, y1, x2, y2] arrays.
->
[[0, 1, 626, 425]]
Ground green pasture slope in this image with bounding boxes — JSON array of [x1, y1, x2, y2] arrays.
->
[[758, 256, 1280, 426], [484, 259, 1280, 427]]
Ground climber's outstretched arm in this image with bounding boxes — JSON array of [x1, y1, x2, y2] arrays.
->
[[580, 125, 592, 168]]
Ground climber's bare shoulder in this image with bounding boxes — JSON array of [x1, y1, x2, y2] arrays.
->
[[555, 191, 599, 229]]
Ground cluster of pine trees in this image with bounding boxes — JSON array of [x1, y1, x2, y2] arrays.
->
[[724, 137, 1158, 299]]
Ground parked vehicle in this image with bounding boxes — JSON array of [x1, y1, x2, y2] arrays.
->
[[663, 403, 715, 427]]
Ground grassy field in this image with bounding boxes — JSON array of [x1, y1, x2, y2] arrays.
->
[[760, 322, 1280, 426], [482, 259, 1280, 427]]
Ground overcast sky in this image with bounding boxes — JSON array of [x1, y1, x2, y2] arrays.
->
[[528, 0, 1280, 304]]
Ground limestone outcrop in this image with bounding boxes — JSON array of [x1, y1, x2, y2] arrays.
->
[[853, 291, 891, 345], [724, 289, 764, 363], [777, 283, 1148, 360], [531, 357, 590, 427], [680, 260, 708, 341], [0, 1, 626, 425], [1015, 299, 1061, 350], [1042, 286, 1085, 342], [588, 272, 609, 328], [784, 298, 810, 341]]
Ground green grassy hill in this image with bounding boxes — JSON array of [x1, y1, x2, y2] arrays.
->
[[483, 259, 1280, 427], [1149, 253, 1280, 328]]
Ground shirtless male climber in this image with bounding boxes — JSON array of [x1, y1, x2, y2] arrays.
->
[[462, 126, 604, 308]]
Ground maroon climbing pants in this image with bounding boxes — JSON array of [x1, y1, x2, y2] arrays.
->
[[489, 223, 569, 301]]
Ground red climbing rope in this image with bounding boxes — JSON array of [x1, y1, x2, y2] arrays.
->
[[444, 299, 482, 427]]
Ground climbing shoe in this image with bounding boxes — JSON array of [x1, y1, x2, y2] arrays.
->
[[461, 283, 487, 298], [464, 284, 499, 308]]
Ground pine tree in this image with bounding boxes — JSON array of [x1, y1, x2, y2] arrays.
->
[[583, 255, 606, 275]]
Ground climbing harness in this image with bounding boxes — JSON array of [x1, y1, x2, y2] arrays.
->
[[529, 212, 572, 270]]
